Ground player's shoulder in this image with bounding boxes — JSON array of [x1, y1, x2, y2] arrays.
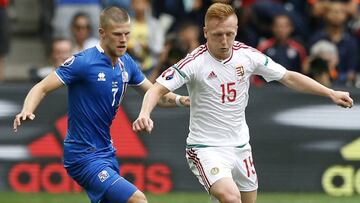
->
[[60, 47, 98, 69], [233, 41, 258, 52], [119, 52, 133, 63], [176, 44, 208, 69], [233, 41, 262, 58], [120, 52, 139, 70], [75, 47, 98, 62]]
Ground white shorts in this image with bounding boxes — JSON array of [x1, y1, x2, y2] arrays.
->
[[186, 143, 258, 192]]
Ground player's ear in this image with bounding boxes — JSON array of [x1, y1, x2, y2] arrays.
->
[[203, 27, 208, 39], [98, 28, 105, 38]]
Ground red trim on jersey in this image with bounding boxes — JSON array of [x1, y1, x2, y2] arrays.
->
[[177, 45, 206, 66], [233, 41, 260, 53], [288, 39, 307, 64], [177, 45, 208, 69], [187, 149, 211, 190]]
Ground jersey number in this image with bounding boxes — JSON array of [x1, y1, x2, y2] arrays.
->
[[112, 88, 119, 107], [220, 82, 236, 103]]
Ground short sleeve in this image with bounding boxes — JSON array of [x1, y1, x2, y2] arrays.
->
[[156, 62, 192, 92], [55, 55, 85, 85], [124, 54, 146, 86], [250, 51, 287, 82]]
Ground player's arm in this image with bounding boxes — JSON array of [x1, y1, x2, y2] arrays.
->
[[279, 70, 354, 108], [13, 72, 64, 132], [135, 78, 189, 107], [133, 82, 170, 133]]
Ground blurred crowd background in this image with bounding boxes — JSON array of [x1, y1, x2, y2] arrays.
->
[[1, 0, 360, 88]]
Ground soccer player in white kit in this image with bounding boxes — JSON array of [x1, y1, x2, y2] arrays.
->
[[132, 3, 354, 203]]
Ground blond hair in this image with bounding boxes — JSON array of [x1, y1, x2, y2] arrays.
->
[[100, 7, 130, 29], [205, 3, 235, 26]]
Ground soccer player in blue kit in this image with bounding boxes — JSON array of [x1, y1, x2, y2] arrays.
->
[[13, 7, 189, 203]]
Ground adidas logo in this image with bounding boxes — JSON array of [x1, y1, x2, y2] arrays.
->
[[207, 71, 217, 79]]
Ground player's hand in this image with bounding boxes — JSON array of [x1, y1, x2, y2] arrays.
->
[[180, 96, 190, 107], [330, 90, 354, 108], [132, 116, 154, 134], [13, 112, 36, 133]]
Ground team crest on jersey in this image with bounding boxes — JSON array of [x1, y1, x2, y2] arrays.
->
[[235, 65, 245, 77], [122, 71, 129, 82], [161, 67, 176, 80], [98, 72, 106, 81], [98, 170, 110, 182], [61, 56, 75, 67]]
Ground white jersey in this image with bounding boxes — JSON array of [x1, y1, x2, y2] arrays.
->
[[156, 41, 286, 147]]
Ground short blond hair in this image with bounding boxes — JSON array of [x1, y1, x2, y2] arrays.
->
[[100, 7, 130, 29], [205, 3, 235, 26]]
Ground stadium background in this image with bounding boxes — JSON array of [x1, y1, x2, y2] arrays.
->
[[1, 0, 360, 202]]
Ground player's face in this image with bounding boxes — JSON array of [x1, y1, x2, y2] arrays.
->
[[272, 16, 293, 41], [99, 20, 131, 58], [204, 15, 237, 60]]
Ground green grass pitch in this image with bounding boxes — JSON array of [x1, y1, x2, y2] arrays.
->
[[0, 192, 359, 203]]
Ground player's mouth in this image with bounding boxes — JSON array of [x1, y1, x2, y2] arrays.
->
[[220, 48, 229, 52], [117, 45, 126, 51]]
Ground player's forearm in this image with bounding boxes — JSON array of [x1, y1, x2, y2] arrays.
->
[[21, 84, 47, 114], [139, 86, 165, 117], [280, 71, 334, 98], [158, 92, 178, 107]]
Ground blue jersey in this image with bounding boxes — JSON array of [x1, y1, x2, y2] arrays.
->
[[55, 45, 145, 167]]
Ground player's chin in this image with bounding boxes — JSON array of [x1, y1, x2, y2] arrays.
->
[[115, 50, 126, 57]]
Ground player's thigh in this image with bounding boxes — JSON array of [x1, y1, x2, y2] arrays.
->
[[209, 177, 240, 202], [240, 190, 257, 203], [102, 176, 144, 203], [127, 190, 147, 203], [186, 147, 235, 191]]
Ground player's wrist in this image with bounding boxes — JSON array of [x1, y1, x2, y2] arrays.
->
[[175, 95, 184, 107]]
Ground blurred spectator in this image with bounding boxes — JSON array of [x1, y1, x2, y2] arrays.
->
[[128, 0, 165, 75], [29, 38, 72, 82], [0, 0, 9, 82], [257, 14, 307, 73], [308, 1, 358, 86], [183, 0, 213, 43], [148, 21, 201, 82], [308, 57, 332, 87], [305, 40, 339, 80], [177, 22, 201, 53], [309, 0, 359, 19], [102, 0, 131, 11], [39, 0, 55, 53], [70, 12, 99, 54], [148, 34, 186, 82], [250, 0, 307, 41], [151, 0, 186, 34], [52, 0, 101, 39], [235, 3, 259, 47]]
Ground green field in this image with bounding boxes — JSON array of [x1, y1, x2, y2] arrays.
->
[[0, 192, 359, 203]]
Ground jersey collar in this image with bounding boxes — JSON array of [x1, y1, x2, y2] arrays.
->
[[96, 44, 104, 53], [206, 43, 233, 64]]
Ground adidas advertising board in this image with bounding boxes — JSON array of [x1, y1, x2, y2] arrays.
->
[[0, 84, 359, 196]]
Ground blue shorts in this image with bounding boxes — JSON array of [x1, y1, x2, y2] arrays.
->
[[65, 156, 137, 203]]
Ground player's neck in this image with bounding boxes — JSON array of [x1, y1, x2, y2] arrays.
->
[[99, 43, 118, 66], [208, 48, 232, 62]]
